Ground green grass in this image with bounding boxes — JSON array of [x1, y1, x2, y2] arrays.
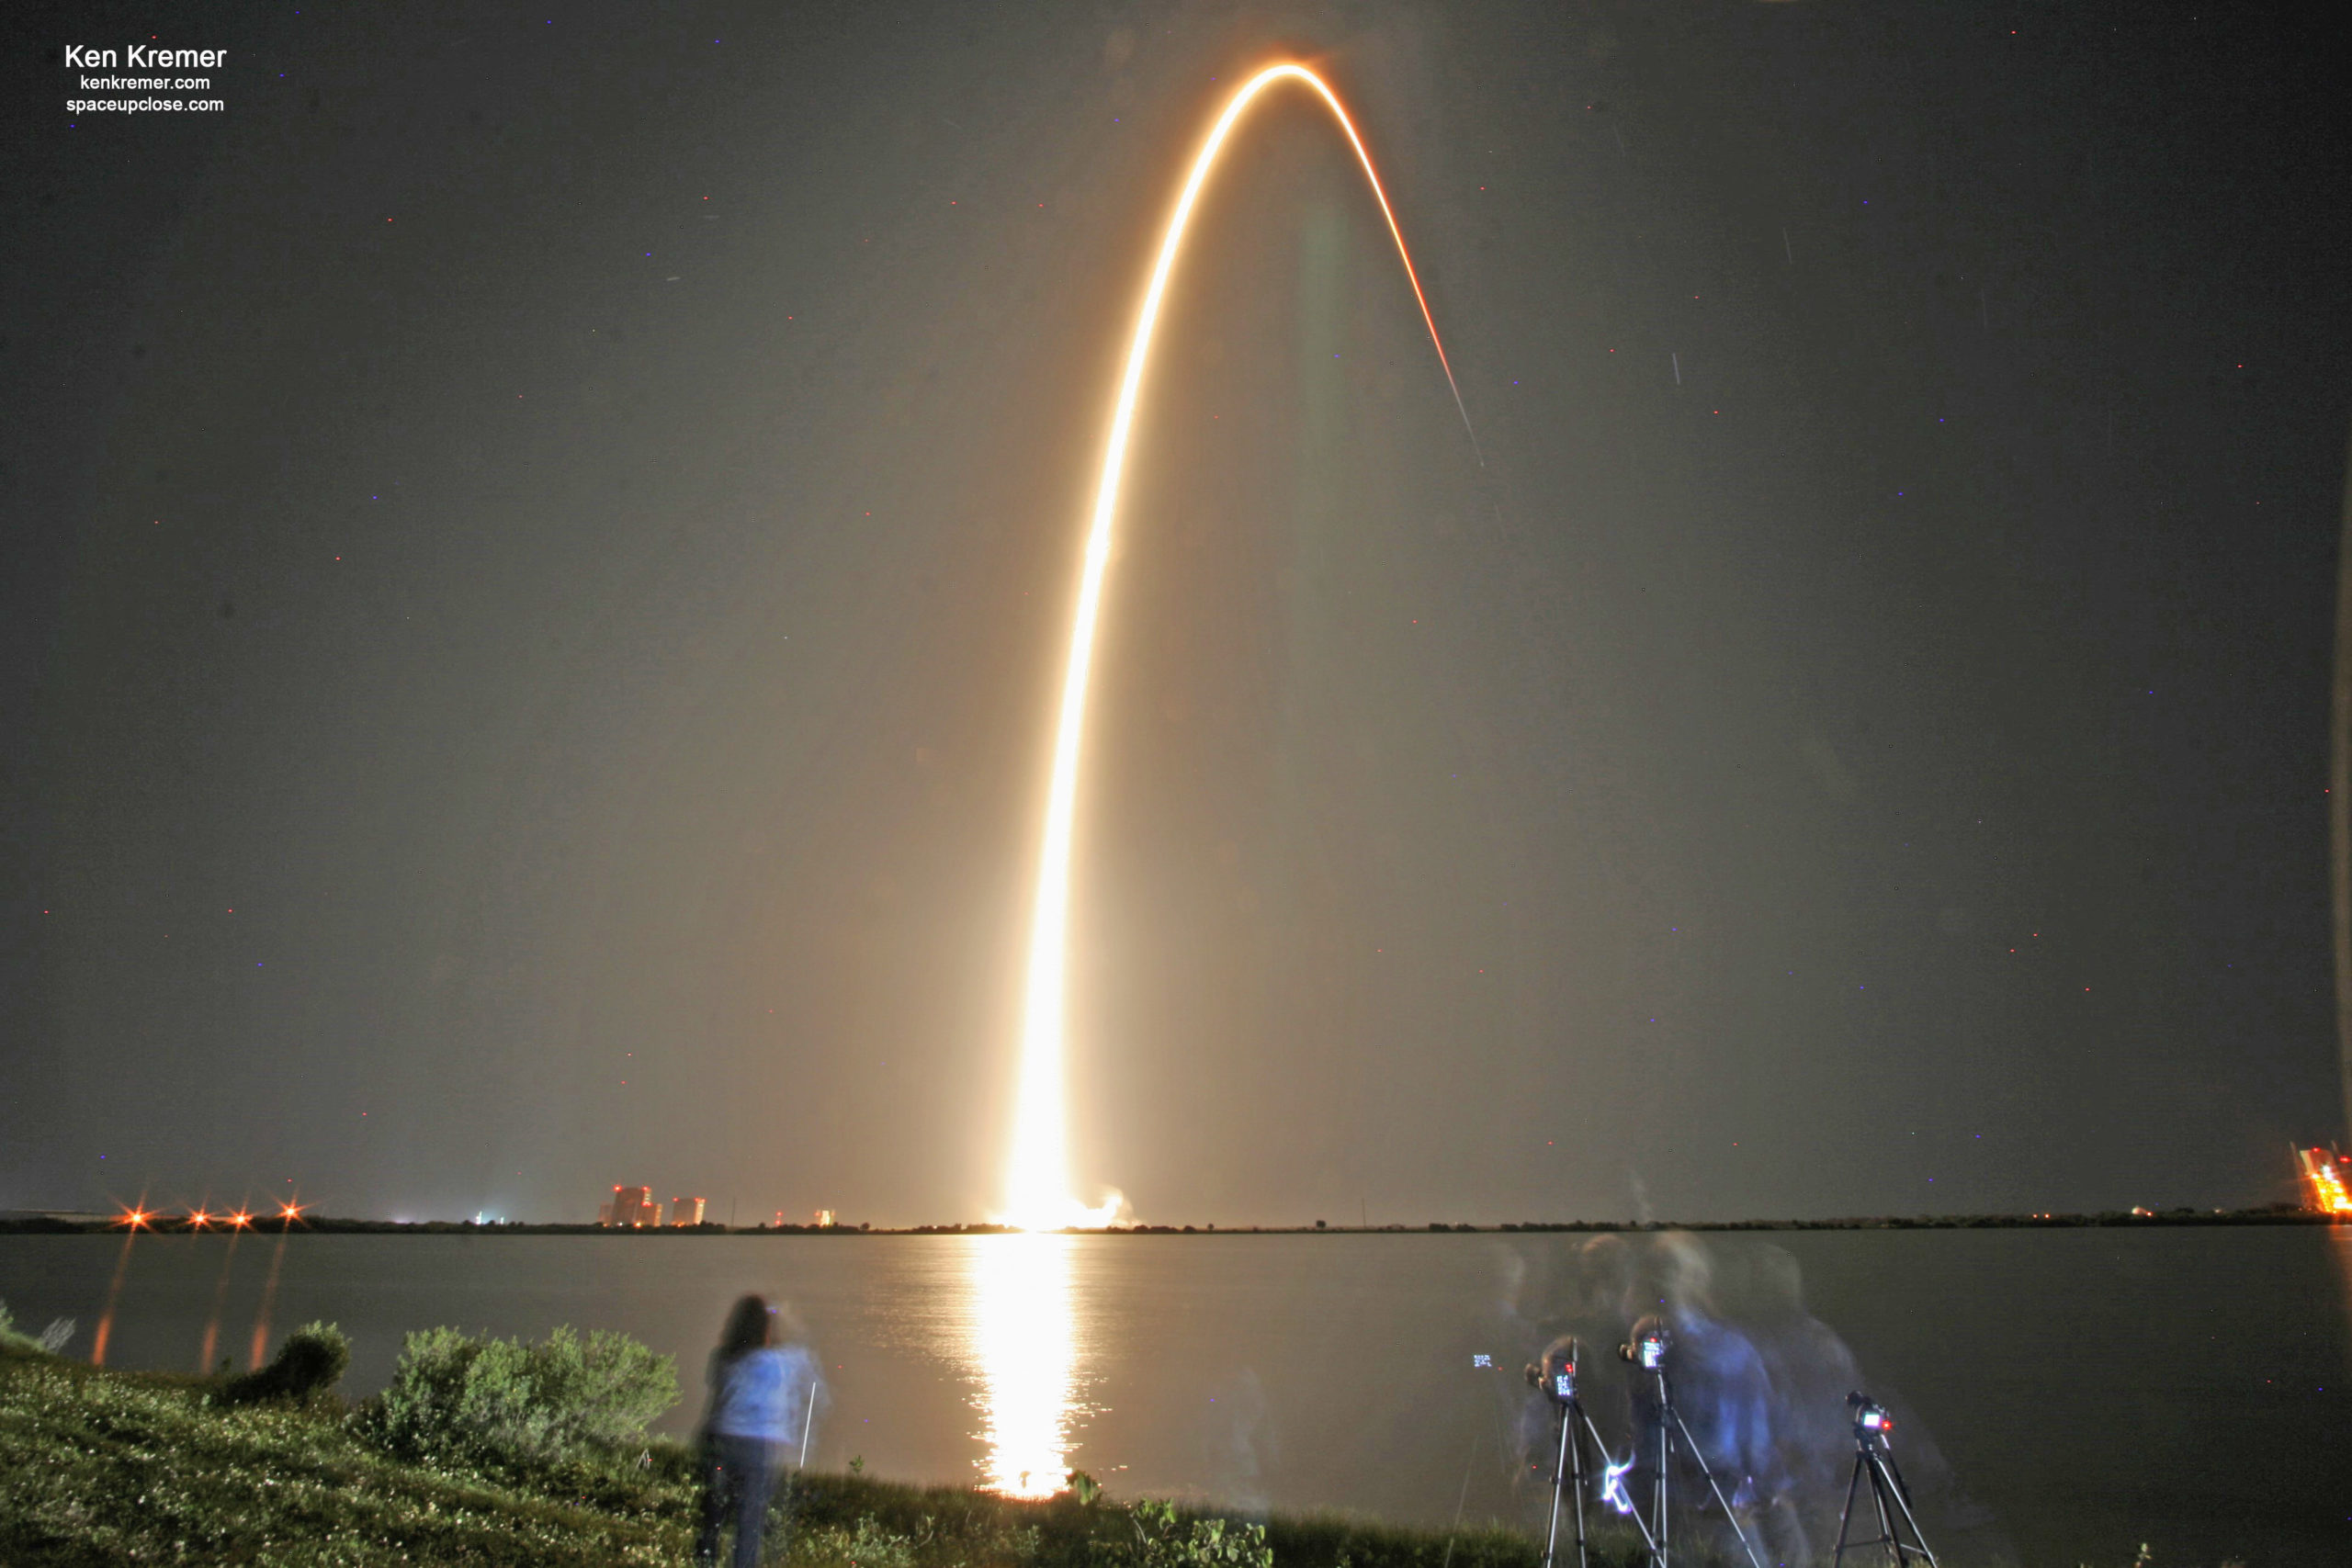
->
[[1, 1344, 1631, 1568], [1, 1346, 685, 1564]]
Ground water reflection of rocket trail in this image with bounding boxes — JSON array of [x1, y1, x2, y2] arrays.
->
[[1003, 62, 1473, 1231], [90, 1226, 139, 1368], [198, 1229, 243, 1372], [2331, 1226, 2352, 1382], [250, 1226, 290, 1369], [967, 1232, 1088, 1497]]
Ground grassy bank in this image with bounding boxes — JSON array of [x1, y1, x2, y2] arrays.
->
[[0, 1343, 1600, 1568], [0, 1206, 2331, 1236]]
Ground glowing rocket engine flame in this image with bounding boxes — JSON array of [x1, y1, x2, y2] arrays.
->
[[1000, 62, 1471, 1231]]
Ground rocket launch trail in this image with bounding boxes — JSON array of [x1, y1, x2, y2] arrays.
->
[[1001, 63, 1473, 1229]]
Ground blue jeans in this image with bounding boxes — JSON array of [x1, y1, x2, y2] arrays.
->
[[696, 1434, 780, 1568]]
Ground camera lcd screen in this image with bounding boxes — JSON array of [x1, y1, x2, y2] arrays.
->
[[1640, 1340, 1666, 1370], [1554, 1372, 1575, 1399]]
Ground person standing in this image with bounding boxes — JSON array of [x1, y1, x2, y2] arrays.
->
[[696, 1294, 814, 1568]]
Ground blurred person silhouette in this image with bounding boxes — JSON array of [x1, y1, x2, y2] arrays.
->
[[696, 1293, 817, 1568]]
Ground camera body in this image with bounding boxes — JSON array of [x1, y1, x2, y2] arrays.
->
[[1847, 1391, 1894, 1440], [1618, 1315, 1671, 1373], [1523, 1336, 1582, 1404]]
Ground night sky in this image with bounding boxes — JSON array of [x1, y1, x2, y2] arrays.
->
[[6, 2, 2348, 1226]]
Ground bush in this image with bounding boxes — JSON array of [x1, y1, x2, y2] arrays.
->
[[222, 1320, 350, 1406], [1096, 1501, 1274, 1568], [362, 1324, 678, 1471], [0, 1298, 35, 1354], [798, 1515, 923, 1568], [0, 1298, 74, 1357]]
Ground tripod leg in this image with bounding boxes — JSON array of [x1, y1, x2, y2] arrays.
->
[[1654, 1407, 1668, 1568], [1566, 1404, 1589, 1568], [1871, 1451, 1939, 1568], [1866, 1457, 1899, 1566], [1668, 1410, 1764, 1568], [1543, 1407, 1571, 1568], [1865, 1452, 1905, 1565], [1832, 1449, 1867, 1568]]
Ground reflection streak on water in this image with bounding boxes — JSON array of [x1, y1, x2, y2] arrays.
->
[[2330, 1225, 2352, 1378], [967, 1232, 1083, 1497]]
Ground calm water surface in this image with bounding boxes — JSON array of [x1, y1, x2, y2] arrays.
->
[[4, 1227, 2346, 1566]]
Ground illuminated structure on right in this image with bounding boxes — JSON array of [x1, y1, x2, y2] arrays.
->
[[601, 1184, 654, 1227], [2294, 1145, 2352, 1213]]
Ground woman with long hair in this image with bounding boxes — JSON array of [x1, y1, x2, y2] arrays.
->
[[696, 1293, 814, 1568]]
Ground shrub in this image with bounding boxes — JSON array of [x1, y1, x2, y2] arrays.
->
[[797, 1515, 922, 1568], [1095, 1501, 1274, 1568], [222, 1320, 350, 1406], [362, 1324, 678, 1471], [0, 1298, 72, 1356]]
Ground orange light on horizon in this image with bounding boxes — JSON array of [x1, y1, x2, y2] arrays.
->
[[115, 1206, 152, 1230], [187, 1208, 213, 1230], [228, 1210, 253, 1229], [1001, 62, 1472, 1232]]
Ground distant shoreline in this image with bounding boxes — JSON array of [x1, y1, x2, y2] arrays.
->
[[0, 1206, 2334, 1236]]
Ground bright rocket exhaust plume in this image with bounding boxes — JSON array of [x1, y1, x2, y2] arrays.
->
[[1000, 63, 1471, 1230]]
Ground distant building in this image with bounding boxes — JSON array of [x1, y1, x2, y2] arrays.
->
[[2297, 1145, 2351, 1213], [813, 1209, 836, 1228], [607, 1185, 654, 1227], [597, 1201, 613, 1225], [672, 1197, 706, 1226]]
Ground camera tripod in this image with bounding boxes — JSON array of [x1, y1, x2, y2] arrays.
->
[[1830, 1411, 1937, 1567], [1539, 1391, 1656, 1568], [1631, 1367, 1765, 1568]]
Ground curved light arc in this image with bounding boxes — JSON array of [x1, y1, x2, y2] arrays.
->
[[1001, 63, 1468, 1230]]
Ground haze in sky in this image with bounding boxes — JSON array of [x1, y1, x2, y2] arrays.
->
[[4, 2, 2346, 1225]]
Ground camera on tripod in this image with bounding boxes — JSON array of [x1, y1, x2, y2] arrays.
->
[[1832, 1391, 1935, 1565], [1523, 1337, 1581, 1404], [1523, 1312, 1759, 1568], [1618, 1316, 1671, 1373]]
